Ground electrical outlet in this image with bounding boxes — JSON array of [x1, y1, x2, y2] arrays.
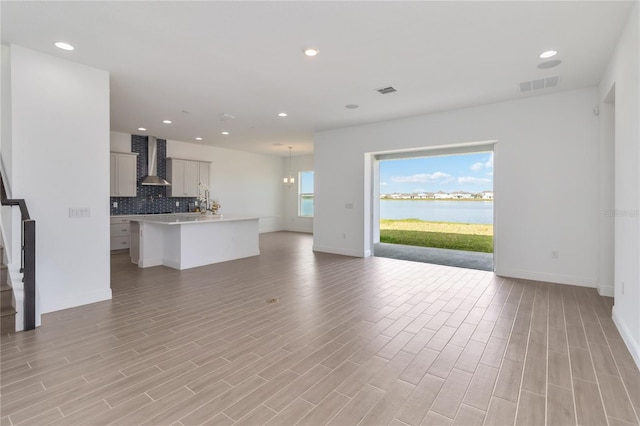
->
[[176, 201, 179, 207], [112, 201, 118, 208], [551, 250, 559, 259]]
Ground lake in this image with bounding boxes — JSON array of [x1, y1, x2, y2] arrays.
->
[[380, 200, 493, 224], [301, 196, 314, 217]]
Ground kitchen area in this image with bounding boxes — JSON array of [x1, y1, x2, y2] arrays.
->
[[110, 134, 260, 270]]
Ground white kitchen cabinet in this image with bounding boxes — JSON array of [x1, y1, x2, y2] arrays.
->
[[167, 158, 210, 197], [110, 152, 138, 197], [110, 216, 132, 250]]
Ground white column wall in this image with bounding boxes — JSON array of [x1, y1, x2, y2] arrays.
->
[[7, 45, 111, 316], [599, 5, 639, 367], [314, 87, 600, 288]]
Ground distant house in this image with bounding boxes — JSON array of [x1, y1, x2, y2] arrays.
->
[[451, 191, 473, 199], [482, 191, 494, 200]]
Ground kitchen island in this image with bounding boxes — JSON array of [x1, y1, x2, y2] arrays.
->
[[129, 214, 259, 270]]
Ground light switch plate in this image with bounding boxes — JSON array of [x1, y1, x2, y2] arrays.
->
[[69, 208, 91, 218]]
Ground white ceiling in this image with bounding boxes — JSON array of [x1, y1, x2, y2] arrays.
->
[[1, 1, 634, 156]]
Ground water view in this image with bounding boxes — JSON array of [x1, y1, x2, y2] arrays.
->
[[300, 196, 314, 217], [380, 200, 493, 224]]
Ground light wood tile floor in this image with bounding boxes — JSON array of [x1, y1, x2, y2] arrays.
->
[[1, 232, 638, 425]]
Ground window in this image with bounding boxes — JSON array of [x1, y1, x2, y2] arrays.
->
[[299, 171, 314, 217]]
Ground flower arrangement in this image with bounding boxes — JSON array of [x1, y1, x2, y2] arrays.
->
[[198, 183, 209, 211], [198, 183, 221, 215], [208, 199, 221, 215]]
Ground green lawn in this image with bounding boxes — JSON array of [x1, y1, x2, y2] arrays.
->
[[380, 219, 494, 253]]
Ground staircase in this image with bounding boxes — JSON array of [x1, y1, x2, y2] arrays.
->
[[1, 245, 16, 333]]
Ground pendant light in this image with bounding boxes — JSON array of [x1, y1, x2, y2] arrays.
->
[[283, 146, 295, 187]]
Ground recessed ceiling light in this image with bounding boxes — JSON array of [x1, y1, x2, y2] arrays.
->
[[221, 131, 230, 135], [304, 48, 319, 57], [138, 127, 147, 131], [278, 112, 288, 117], [539, 50, 558, 59], [195, 137, 203, 141], [54, 41, 74, 51], [345, 104, 359, 109], [162, 120, 172, 124]]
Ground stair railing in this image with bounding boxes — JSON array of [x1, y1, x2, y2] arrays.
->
[[0, 173, 36, 331]]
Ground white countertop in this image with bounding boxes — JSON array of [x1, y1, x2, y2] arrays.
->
[[128, 214, 258, 225]]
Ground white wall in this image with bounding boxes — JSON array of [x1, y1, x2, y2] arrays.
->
[[1, 45, 17, 263], [5, 45, 111, 318], [314, 87, 600, 289], [167, 139, 284, 233], [110, 131, 131, 153], [283, 154, 314, 233], [599, 5, 639, 367]]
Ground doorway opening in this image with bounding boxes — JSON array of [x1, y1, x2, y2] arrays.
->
[[372, 147, 495, 271]]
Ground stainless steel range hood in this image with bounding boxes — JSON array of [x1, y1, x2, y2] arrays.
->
[[141, 136, 171, 186]]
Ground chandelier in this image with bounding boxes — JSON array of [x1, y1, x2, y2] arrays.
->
[[283, 146, 295, 187]]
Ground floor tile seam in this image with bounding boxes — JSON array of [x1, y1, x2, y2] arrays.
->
[[0, 358, 87, 390], [104, 363, 200, 409], [433, 371, 475, 423], [0, 374, 93, 417], [593, 306, 640, 423], [483, 279, 526, 425], [545, 282, 551, 426], [573, 287, 612, 426], [216, 412, 235, 425], [323, 385, 380, 426], [221, 378, 236, 388], [0, 381, 47, 408], [177, 380, 263, 424], [266, 392, 316, 423], [263, 382, 320, 413], [512, 284, 540, 423], [331, 385, 355, 400], [0, 415, 14, 426], [390, 417, 411, 426]]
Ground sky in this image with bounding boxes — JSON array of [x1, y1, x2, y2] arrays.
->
[[299, 171, 314, 193], [380, 152, 494, 194]]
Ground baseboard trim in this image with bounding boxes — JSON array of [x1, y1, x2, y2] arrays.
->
[[283, 226, 313, 234], [496, 268, 596, 288], [312, 245, 364, 258], [597, 284, 615, 297], [41, 289, 113, 316], [612, 306, 640, 370]]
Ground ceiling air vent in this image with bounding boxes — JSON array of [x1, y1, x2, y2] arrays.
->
[[376, 86, 397, 94], [519, 76, 560, 93]]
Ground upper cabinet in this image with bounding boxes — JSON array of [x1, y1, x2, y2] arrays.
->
[[167, 158, 210, 197], [110, 152, 138, 197]]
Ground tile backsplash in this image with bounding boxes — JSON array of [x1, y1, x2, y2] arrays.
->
[[111, 135, 197, 215]]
